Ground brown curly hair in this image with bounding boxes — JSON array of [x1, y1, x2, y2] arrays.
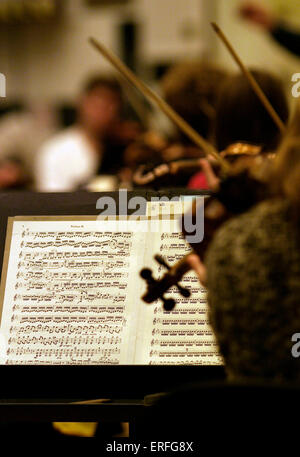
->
[[161, 61, 228, 142]]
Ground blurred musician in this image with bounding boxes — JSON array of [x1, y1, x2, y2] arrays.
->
[[160, 61, 228, 157], [187, 129, 300, 382], [188, 69, 289, 190], [35, 75, 139, 192], [214, 69, 289, 153], [127, 61, 228, 189]]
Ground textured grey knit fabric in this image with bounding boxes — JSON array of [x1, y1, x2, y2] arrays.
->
[[206, 199, 300, 381]]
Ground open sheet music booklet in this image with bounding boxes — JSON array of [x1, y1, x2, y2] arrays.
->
[[0, 214, 222, 366]]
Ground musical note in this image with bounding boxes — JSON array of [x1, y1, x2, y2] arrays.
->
[[135, 230, 222, 365], [2, 223, 138, 365], [1, 218, 222, 367]]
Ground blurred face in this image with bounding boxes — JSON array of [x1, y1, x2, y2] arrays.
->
[[79, 87, 121, 134]]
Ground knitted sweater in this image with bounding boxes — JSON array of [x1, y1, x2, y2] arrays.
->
[[205, 199, 300, 382]]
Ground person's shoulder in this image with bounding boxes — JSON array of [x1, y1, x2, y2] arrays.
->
[[206, 199, 289, 257], [232, 198, 288, 226], [39, 127, 83, 157], [219, 199, 287, 234]]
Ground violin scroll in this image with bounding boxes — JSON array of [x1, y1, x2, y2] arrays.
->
[[140, 254, 191, 311]]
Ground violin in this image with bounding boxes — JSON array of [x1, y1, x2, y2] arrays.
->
[[88, 36, 284, 311], [126, 130, 208, 188], [132, 142, 263, 188], [140, 143, 274, 310], [132, 158, 205, 188]]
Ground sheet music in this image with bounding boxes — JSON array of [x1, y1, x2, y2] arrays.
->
[[0, 219, 145, 365], [0, 215, 222, 366], [135, 228, 222, 365]]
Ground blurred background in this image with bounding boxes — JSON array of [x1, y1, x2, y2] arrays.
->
[[0, 0, 299, 191], [0, 0, 299, 102]]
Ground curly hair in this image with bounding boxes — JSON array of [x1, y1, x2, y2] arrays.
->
[[161, 61, 228, 142], [214, 69, 289, 152]]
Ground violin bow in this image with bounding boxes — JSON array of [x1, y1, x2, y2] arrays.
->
[[89, 37, 231, 175], [211, 22, 286, 135], [115, 74, 151, 130]]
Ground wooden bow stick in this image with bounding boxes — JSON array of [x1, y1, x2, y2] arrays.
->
[[71, 398, 111, 405], [116, 74, 150, 129], [211, 22, 286, 135], [89, 37, 231, 175]]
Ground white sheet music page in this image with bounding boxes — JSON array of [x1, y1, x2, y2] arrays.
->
[[0, 217, 145, 365], [0, 213, 222, 366], [135, 220, 223, 365]]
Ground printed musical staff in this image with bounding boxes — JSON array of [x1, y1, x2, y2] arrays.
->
[[2, 221, 137, 365], [137, 231, 222, 365], [0, 217, 222, 366]]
